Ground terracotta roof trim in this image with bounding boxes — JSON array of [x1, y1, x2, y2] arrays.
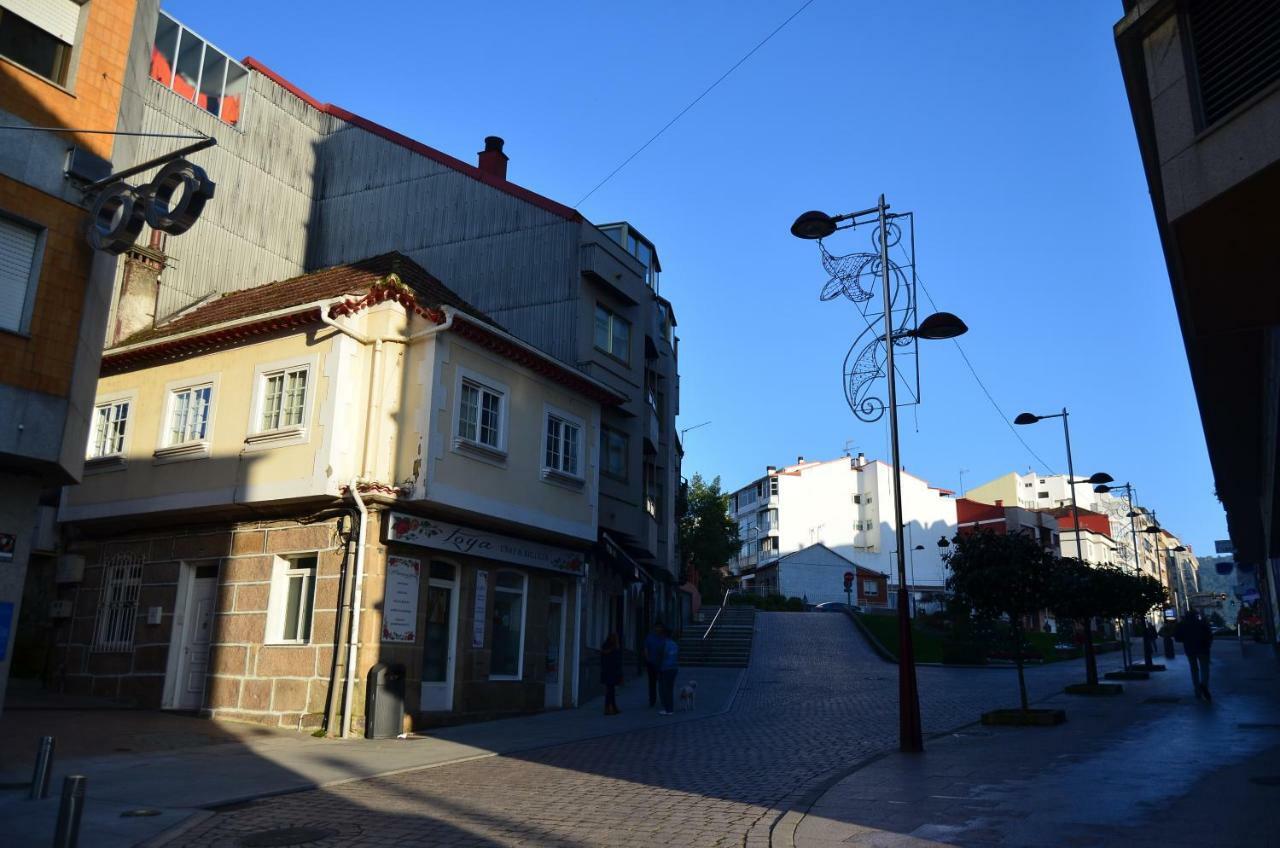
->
[[242, 58, 582, 224]]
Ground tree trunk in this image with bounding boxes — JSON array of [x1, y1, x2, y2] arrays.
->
[[1082, 618, 1098, 685]]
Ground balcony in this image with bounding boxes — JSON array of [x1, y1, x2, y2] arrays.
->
[[645, 405, 659, 453]]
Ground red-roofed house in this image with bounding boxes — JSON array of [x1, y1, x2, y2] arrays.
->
[[58, 255, 626, 733]]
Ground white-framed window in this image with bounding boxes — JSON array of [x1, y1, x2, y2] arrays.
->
[[168, 384, 212, 444], [93, 553, 143, 651], [246, 356, 314, 448], [266, 554, 316, 645], [0, 2, 82, 87], [601, 426, 628, 480], [88, 398, 131, 460], [0, 214, 45, 334], [593, 303, 631, 362], [543, 407, 583, 481], [490, 571, 526, 679], [862, 579, 880, 596], [460, 380, 502, 447]]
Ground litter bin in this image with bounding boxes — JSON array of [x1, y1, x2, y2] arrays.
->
[[365, 662, 405, 739]]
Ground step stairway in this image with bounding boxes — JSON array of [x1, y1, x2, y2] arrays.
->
[[677, 605, 756, 668]]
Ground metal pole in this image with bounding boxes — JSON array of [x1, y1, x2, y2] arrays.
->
[[52, 775, 86, 848], [30, 736, 54, 800], [880, 195, 923, 753], [1126, 486, 1152, 667], [1061, 409, 1083, 560]]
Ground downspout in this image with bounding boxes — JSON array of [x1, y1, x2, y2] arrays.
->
[[321, 509, 357, 736], [342, 481, 368, 739], [572, 560, 588, 707]]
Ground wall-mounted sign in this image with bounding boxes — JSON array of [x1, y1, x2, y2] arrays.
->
[[0, 533, 13, 562], [382, 557, 421, 643], [0, 602, 12, 660], [1215, 539, 1235, 554], [472, 569, 488, 648], [388, 513, 584, 575], [87, 159, 215, 255]]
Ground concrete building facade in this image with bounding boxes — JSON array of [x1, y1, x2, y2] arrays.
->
[[56, 255, 619, 732], [729, 454, 957, 606]]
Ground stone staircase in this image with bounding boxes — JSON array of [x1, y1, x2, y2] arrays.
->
[[677, 605, 756, 668]]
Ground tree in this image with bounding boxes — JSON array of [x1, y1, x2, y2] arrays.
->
[[944, 531, 1058, 711], [678, 474, 739, 603], [1048, 559, 1113, 685]]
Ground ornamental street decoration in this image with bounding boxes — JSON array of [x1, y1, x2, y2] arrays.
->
[[87, 158, 215, 254]]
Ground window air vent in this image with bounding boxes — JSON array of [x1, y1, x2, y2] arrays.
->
[[1187, 0, 1280, 127]]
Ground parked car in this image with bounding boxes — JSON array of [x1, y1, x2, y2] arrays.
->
[[814, 601, 861, 613]]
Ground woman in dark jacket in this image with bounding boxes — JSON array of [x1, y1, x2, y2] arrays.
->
[[601, 633, 623, 715]]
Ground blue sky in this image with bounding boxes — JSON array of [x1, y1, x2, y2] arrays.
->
[[164, 0, 1225, 552]]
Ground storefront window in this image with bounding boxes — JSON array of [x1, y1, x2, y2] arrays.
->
[[422, 561, 455, 684], [490, 571, 526, 679]]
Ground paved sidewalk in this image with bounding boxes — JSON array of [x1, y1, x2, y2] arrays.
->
[[0, 667, 741, 848], [786, 643, 1280, 848]]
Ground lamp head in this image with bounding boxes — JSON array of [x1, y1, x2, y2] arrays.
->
[[937, 536, 951, 548], [1173, 545, 1187, 552], [1094, 485, 1112, 493], [790, 210, 838, 240], [915, 311, 968, 340], [1087, 472, 1114, 485], [1014, 413, 1040, 426], [913, 545, 925, 551]]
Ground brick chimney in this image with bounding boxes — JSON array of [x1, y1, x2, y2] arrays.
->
[[477, 136, 508, 180], [110, 229, 167, 345]]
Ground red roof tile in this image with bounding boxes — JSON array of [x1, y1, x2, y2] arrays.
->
[[115, 252, 490, 348]]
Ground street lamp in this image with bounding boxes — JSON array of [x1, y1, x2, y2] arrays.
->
[[679, 420, 711, 443], [1143, 523, 1188, 613], [791, 196, 967, 754], [1013, 409, 1110, 563], [1095, 480, 1150, 666]]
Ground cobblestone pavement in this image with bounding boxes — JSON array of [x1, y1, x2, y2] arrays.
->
[[177, 613, 1100, 848]]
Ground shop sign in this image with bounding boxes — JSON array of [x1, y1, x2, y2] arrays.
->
[[473, 569, 488, 648], [0, 602, 11, 660], [382, 556, 420, 642], [87, 159, 215, 255], [388, 512, 584, 575], [0, 533, 13, 562]]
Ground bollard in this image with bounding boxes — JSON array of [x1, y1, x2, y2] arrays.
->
[[52, 775, 86, 848], [29, 736, 55, 800]]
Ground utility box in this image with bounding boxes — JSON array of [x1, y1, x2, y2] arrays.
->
[[365, 662, 405, 739]]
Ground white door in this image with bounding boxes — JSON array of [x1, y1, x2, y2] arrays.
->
[[175, 575, 216, 710], [420, 561, 458, 712], [544, 584, 566, 709]]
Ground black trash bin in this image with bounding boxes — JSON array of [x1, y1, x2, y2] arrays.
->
[[365, 662, 405, 739]]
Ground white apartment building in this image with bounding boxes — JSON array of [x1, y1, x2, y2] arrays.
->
[[729, 454, 958, 600]]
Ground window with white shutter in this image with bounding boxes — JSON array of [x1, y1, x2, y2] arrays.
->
[[0, 215, 41, 334], [0, 1, 81, 85]]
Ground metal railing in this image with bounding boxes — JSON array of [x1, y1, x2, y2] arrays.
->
[[702, 590, 742, 640]]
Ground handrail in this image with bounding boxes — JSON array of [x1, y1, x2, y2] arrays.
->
[[702, 590, 742, 640]]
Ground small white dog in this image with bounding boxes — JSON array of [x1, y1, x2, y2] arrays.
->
[[677, 680, 698, 711]]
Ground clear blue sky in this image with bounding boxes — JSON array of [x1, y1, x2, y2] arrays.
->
[[164, 0, 1226, 553]]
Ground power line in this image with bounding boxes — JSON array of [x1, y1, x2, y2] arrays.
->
[[574, 0, 818, 208], [914, 272, 1057, 475]]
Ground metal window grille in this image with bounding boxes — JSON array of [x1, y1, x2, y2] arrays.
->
[[93, 554, 143, 651]]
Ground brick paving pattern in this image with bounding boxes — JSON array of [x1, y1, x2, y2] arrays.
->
[[178, 613, 1094, 847]]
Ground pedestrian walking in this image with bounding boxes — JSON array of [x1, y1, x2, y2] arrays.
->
[[644, 623, 666, 708], [601, 633, 623, 715], [1174, 609, 1214, 701], [658, 628, 679, 716], [1142, 620, 1158, 667]]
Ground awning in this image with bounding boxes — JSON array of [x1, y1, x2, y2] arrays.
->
[[600, 531, 662, 584]]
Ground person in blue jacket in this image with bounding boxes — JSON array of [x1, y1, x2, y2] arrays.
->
[[658, 629, 679, 715], [644, 624, 667, 708]]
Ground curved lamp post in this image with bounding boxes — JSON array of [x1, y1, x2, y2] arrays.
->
[[1143, 523, 1188, 613], [1095, 480, 1150, 667], [1013, 409, 1111, 563], [792, 198, 967, 754]]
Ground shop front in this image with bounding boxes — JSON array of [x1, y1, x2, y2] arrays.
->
[[381, 511, 586, 727]]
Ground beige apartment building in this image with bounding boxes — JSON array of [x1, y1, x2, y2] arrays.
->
[[55, 253, 622, 734]]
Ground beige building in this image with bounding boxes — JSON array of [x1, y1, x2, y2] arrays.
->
[[56, 253, 622, 734]]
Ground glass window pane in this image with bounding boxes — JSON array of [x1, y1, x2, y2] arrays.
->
[[545, 417, 559, 469], [490, 592, 521, 677], [171, 390, 190, 443], [192, 386, 211, 440], [612, 317, 630, 360], [222, 63, 248, 126], [594, 306, 610, 351], [173, 30, 204, 102], [565, 424, 579, 475], [496, 572, 522, 590], [0, 11, 71, 85], [422, 584, 451, 682], [283, 575, 301, 640], [480, 391, 500, 447], [198, 47, 227, 117], [429, 561, 454, 582], [151, 14, 180, 86], [261, 374, 282, 430]]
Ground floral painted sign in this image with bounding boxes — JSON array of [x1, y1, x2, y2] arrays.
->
[[388, 513, 585, 575], [383, 556, 421, 643]]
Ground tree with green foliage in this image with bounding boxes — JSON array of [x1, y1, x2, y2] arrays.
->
[[678, 474, 739, 603], [1049, 559, 1110, 685], [944, 531, 1059, 711]]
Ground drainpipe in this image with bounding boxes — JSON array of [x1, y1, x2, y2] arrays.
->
[[342, 481, 369, 739], [572, 560, 589, 707]]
